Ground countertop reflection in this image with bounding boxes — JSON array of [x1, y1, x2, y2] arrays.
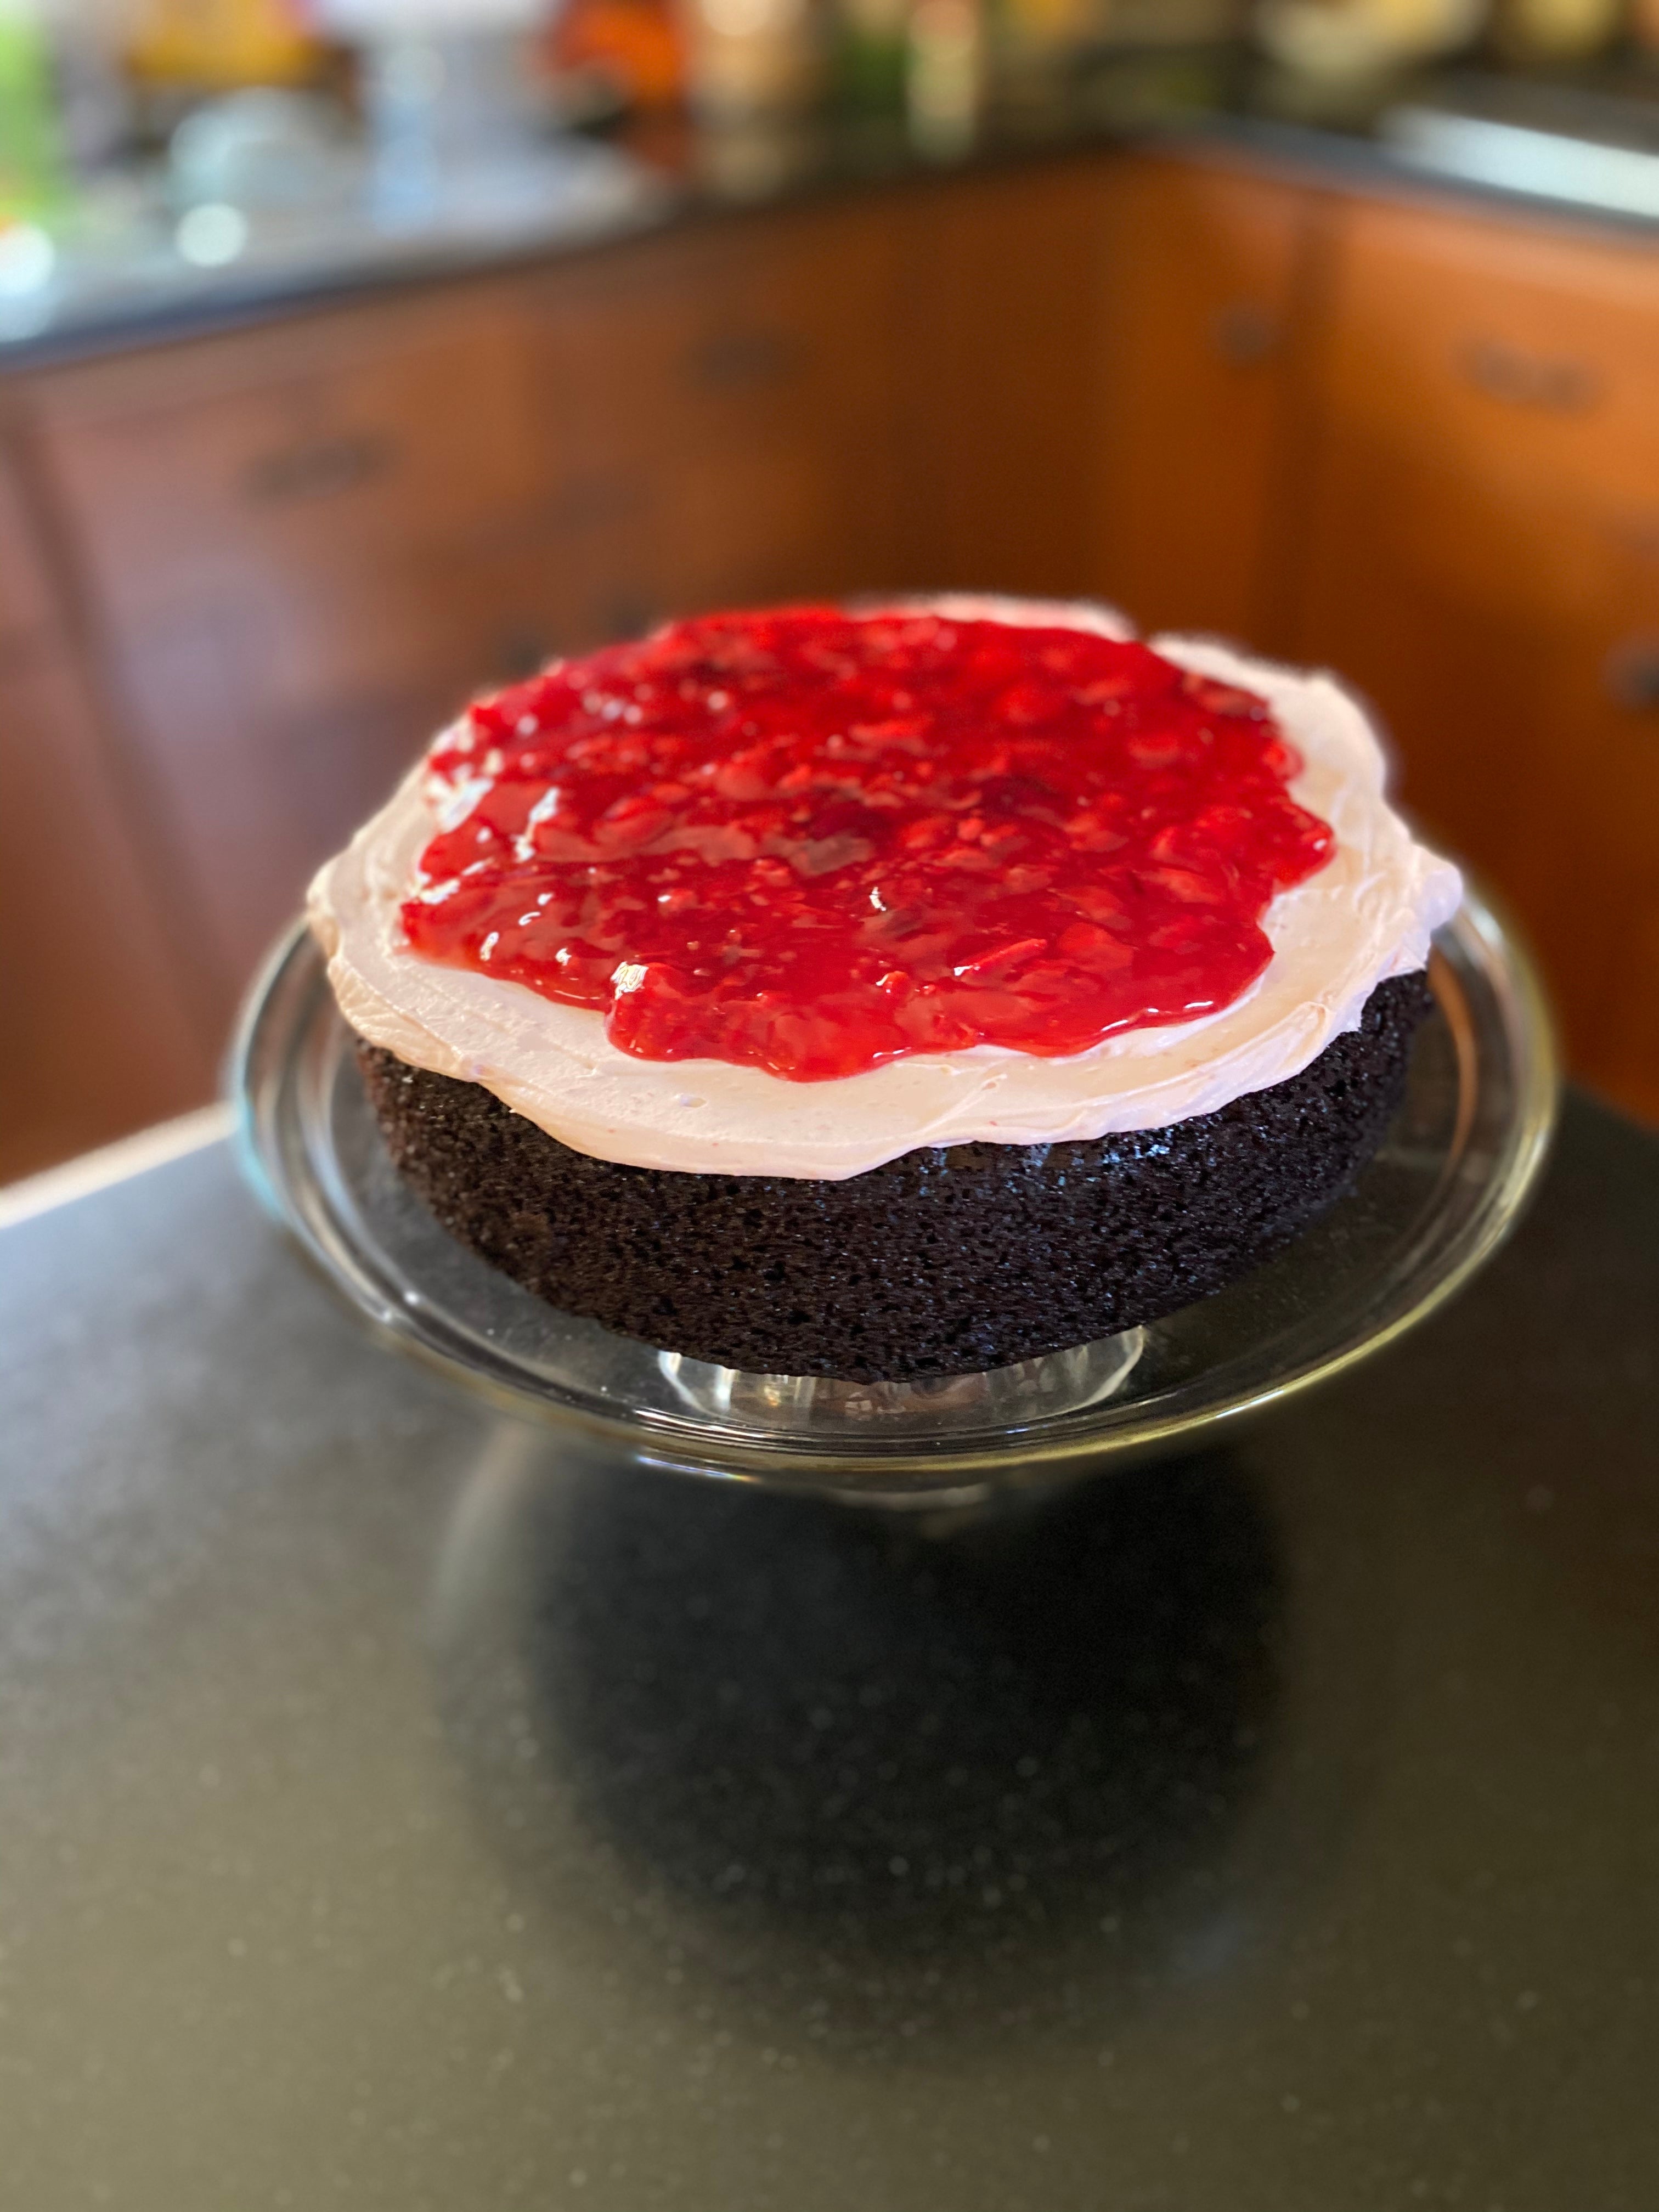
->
[[432, 1431, 1303, 2058]]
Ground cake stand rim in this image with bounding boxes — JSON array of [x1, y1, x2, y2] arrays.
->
[[228, 887, 1558, 1494]]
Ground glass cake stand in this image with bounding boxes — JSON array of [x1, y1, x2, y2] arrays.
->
[[233, 891, 1556, 1504]]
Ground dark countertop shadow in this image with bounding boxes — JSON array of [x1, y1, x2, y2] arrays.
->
[[540, 1458, 1279, 1982], [430, 1431, 1395, 2067]]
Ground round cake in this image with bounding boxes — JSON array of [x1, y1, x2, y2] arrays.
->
[[309, 596, 1461, 1381]]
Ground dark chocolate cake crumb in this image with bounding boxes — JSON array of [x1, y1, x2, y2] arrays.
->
[[357, 972, 1432, 1381]]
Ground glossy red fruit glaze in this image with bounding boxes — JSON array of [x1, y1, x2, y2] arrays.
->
[[402, 606, 1335, 1081]]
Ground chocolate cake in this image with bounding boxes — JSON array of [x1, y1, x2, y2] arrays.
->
[[309, 596, 1462, 1382], [358, 972, 1427, 1380]]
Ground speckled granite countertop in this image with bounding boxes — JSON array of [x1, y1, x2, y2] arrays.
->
[[0, 1085, 1655, 2209], [5, 48, 1659, 369]]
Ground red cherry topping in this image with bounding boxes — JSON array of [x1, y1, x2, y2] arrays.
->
[[402, 606, 1334, 1081]]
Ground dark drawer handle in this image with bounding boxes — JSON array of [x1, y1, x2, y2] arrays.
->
[[1604, 634, 1659, 710], [541, 472, 650, 533], [1460, 338, 1600, 414], [686, 328, 802, 391], [1211, 301, 1278, 367], [242, 430, 398, 505]]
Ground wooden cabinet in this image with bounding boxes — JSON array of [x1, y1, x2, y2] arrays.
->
[[1091, 152, 1328, 648], [18, 205, 916, 1029], [0, 435, 215, 1182], [1285, 195, 1659, 1119], [5, 148, 1659, 1180], [1072, 156, 1659, 1119]]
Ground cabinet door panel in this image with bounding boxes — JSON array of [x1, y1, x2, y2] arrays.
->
[[0, 450, 213, 1180], [108, 599, 475, 993], [1287, 195, 1659, 1117], [898, 160, 1110, 599], [1092, 153, 1324, 645], [526, 203, 906, 621]]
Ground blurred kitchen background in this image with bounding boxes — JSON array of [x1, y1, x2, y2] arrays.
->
[[3, 0, 1657, 1184]]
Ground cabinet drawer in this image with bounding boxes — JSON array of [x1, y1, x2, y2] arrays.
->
[[433, 206, 912, 656], [30, 292, 547, 665], [529, 206, 899, 464], [1306, 199, 1659, 621]]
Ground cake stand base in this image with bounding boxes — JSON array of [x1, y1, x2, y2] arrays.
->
[[658, 1331, 1147, 1437]]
